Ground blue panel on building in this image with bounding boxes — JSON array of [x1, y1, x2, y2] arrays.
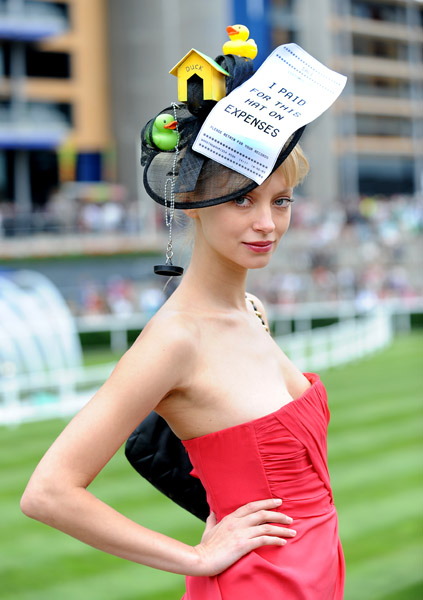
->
[[76, 153, 102, 183], [0, 20, 66, 41], [0, 131, 66, 149]]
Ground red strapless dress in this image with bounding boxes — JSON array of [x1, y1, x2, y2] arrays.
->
[[181, 373, 345, 599]]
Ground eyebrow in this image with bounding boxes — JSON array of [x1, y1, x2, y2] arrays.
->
[[275, 189, 293, 196], [248, 187, 293, 199]]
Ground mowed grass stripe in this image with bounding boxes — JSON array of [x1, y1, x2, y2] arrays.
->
[[341, 513, 421, 564], [328, 393, 421, 433], [324, 333, 422, 403], [344, 543, 423, 600], [328, 414, 422, 462], [3, 539, 186, 599], [333, 468, 422, 507], [1, 332, 422, 600], [382, 581, 423, 600], [331, 442, 421, 493], [337, 485, 423, 541], [323, 333, 423, 600], [8, 558, 186, 600]]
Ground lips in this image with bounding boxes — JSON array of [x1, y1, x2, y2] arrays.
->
[[242, 241, 274, 253]]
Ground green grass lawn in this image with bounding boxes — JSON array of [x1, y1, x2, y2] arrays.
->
[[1, 333, 422, 600]]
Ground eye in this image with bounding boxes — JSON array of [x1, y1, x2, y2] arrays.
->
[[233, 196, 251, 207], [274, 197, 293, 208]]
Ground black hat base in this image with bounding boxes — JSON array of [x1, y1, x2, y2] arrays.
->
[[154, 264, 184, 277]]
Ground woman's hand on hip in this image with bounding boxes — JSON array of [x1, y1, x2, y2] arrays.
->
[[191, 498, 296, 576]]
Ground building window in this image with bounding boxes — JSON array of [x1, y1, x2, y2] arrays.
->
[[0, 100, 73, 127], [0, 150, 14, 203], [351, 1, 406, 25], [354, 75, 410, 99], [30, 150, 59, 207], [0, 42, 11, 77], [0, 149, 6, 201], [356, 115, 412, 138], [353, 36, 408, 61], [272, 28, 296, 47], [357, 156, 414, 195], [24, 1, 69, 22], [0, 43, 71, 79], [26, 46, 71, 78], [270, 0, 297, 46]]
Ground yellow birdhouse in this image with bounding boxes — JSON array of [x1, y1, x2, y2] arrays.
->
[[169, 49, 230, 103]]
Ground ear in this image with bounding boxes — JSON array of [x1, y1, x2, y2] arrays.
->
[[183, 208, 199, 220]]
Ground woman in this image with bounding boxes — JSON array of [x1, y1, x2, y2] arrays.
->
[[21, 46, 345, 599]]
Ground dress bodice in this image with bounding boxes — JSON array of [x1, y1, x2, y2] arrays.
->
[[181, 373, 345, 600], [182, 373, 333, 521]]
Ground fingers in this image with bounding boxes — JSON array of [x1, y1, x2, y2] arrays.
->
[[234, 498, 293, 524], [233, 499, 297, 539], [234, 498, 283, 517], [247, 534, 289, 551], [195, 499, 297, 576], [218, 499, 296, 540], [255, 523, 297, 539], [247, 509, 294, 526]]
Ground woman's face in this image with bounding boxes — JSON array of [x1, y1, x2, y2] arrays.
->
[[189, 166, 293, 271]]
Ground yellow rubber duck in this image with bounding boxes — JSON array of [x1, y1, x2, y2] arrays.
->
[[223, 24, 257, 60]]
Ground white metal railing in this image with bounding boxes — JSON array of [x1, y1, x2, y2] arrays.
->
[[0, 362, 116, 425], [74, 298, 422, 353], [276, 310, 393, 372]]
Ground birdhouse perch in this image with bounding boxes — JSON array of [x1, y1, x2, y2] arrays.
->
[[169, 49, 230, 103]]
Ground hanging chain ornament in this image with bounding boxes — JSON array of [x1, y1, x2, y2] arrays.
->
[[154, 103, 184, 276]]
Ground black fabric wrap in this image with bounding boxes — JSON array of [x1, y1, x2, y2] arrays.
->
[[125, 412, 210, 522]]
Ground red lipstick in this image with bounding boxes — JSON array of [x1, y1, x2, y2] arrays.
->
[[242, 241, 274, 253]]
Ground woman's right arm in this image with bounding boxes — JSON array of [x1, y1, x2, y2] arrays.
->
[[21, 315, 295, 576]]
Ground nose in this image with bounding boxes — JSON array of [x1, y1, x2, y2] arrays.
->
[[252, 205, 276, 234]]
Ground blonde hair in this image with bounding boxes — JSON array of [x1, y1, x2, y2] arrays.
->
[[278, 143, 309, 188]]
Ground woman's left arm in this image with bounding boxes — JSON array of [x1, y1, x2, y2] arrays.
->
[[20, 319, 206, 575]]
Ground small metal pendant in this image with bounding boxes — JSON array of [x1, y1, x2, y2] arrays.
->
[[154, 264, 184, 276]]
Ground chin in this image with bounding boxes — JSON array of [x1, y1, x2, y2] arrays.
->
[[242, 255, 274, 270], [248, 261, 272, 270]]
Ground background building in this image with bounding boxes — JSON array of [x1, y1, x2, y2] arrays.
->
[[107, 0, 422, 216], [264, 0, 423, 202], [1, 0, 422, 233], [0, 0, 421, 312], [0, 0, 114, 234]]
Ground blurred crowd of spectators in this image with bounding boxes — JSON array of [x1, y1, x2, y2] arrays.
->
[[251, 193, 422, 307], [66, 194, 422, 317], [0, 183, 140, 236], [68, 277, 168, 318]]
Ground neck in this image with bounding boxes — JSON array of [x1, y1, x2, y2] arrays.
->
[[177, 238, 249, 311]]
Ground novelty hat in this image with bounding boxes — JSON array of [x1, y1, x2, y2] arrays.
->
[[142, 25, 347, 275]]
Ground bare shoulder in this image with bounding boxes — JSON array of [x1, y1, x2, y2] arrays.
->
[[72, 307, 200, 438], [245, 291, 270, 328], [128, 307, 200, 383]]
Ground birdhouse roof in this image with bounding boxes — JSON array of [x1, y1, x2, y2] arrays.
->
[[169, 49, 230, 77]]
